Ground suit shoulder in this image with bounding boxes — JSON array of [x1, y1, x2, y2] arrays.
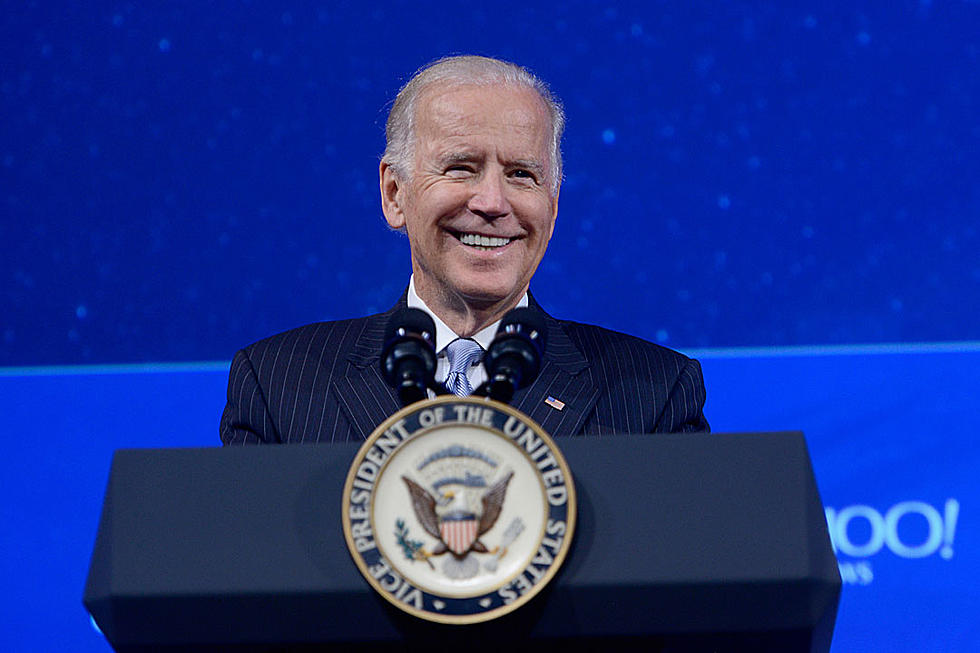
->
[[556, 319, 696, 367]]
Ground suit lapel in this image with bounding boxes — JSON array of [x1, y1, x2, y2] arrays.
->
[[331, 365, 401, 440], [330, 301, 403, 440], [512, 308, 599, 437]]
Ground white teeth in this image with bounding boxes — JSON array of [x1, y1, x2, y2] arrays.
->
[[458, 233, 512, 248]]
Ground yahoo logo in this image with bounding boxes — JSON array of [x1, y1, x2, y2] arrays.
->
[[825, 499, 959, 560]]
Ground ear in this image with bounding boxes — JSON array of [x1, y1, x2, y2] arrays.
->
[[546, 183, 561, 239], [380, 161, 407, 230]]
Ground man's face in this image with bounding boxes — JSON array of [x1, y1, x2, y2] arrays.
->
[[381, 83, 559, 312]]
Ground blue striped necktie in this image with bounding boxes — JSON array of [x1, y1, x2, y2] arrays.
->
[[444, 338, 483, 396]]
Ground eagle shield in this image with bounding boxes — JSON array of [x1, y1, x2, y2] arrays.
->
[[440, 516, 479, 555]]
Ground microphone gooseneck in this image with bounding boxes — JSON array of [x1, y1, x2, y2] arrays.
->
[[480, 307, 547, 404], [380, 308, 439, 407]]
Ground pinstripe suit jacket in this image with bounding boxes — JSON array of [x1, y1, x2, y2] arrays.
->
[[220, 300, 708, 444]]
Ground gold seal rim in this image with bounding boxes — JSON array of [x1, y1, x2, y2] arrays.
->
[[341, 395, 577, 625]]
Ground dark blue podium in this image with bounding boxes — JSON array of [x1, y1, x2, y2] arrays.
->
[[84, 432, 840, 651]]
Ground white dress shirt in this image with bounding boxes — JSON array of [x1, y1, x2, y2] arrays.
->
[[406, 275, 529, 393]]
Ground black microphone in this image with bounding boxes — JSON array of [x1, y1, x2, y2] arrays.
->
[[380, 307, 439, 407], [480, 307, 547, 404]]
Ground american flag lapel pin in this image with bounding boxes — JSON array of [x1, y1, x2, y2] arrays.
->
[[544, 396, 565, 411]]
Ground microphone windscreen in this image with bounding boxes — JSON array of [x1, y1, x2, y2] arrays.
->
[[384, 307, 437, 343], [497, 307, 547, 354]]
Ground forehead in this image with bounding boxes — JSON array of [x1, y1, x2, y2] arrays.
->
[[413, 82, 551, 156]]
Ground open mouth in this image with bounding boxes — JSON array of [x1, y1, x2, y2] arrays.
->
[[452, 231, 516, 251]]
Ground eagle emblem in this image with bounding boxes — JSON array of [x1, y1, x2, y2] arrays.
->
[[398, 445, 516, 579]]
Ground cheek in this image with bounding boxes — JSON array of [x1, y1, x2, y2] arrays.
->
[[524, 199, 557, 239], [408, 188, 459, 226], [545, 211, 556, 240]]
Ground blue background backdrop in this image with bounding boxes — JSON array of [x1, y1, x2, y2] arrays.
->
[[2, 2, 977, 650]]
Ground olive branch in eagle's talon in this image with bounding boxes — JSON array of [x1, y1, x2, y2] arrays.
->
[[395, 518, 435, 569]]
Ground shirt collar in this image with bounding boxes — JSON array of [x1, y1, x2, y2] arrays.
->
[[407, 275, 528, 354]]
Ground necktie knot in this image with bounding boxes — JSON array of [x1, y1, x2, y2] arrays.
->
[[444, 338, 483, 396]]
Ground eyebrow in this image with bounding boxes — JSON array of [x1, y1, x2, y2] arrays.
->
[[437, 151, 479, 166], [437, 151, 546, 172], [508, 159, 547, 176]]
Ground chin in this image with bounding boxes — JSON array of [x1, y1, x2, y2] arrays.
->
[[456, 283, 522, 308], [443, 264, 528, 307]]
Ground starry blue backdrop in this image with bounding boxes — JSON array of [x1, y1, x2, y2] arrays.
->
[[4, 2, 978, 366], [2, 4, 980, 651]]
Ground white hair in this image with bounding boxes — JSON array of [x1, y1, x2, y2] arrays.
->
[[382, 55, 565, 195]]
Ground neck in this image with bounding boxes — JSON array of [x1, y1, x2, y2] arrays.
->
[[417, 284, 525, 338]]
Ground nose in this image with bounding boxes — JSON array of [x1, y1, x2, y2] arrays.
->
[[467, 171, 511, 219]]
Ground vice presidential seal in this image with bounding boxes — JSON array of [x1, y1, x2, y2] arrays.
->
[[342, 395, 576, 624]]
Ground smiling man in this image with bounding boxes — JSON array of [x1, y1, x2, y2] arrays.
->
[[221, 55, 708, 444], [380, 77, 558, 338]]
